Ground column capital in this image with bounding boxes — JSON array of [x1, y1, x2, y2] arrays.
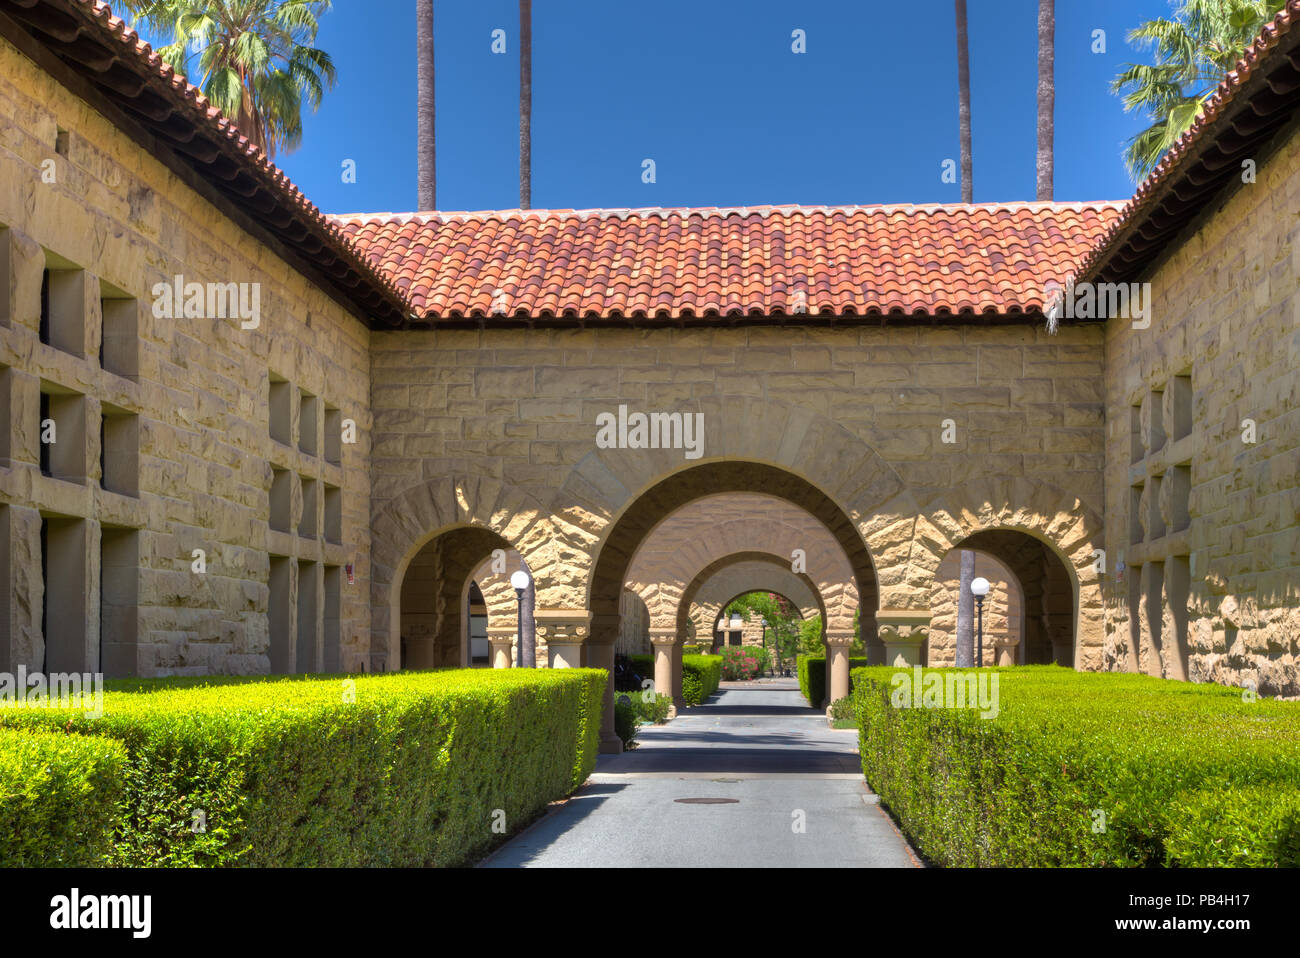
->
[[649, 628, 677, 648], [876, 610, 931, 667], [825, 630, 855, 648], [534, 609, 591, 644]]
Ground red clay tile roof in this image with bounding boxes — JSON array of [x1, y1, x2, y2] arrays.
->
[[335, 203, 1123, 323], [1078, 0, 1300, 285]]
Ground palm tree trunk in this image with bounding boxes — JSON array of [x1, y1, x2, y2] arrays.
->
[[519, 0, 532, 209], [1036, 0, 1054, 201], [955, 0, 973, 204], [416, 0, 436, 210], [956, 549, 975, 666]]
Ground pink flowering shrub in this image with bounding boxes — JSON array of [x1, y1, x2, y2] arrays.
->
[[721, 645, 771, 681]]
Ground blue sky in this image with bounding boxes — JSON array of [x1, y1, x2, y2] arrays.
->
[[151, 0, 1179, 213]]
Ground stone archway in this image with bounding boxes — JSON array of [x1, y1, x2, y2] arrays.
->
[[398, 525, 516, 669], [898, 476, 1106, 669], [688, 558, 822, 649], [370, 476, 551, 672], [577, 459, 881, 734]]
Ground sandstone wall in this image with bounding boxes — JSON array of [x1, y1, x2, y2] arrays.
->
[[368, 321, 1109, 668], [0, 33, 372, 676], [1101, 123, 1300, 697]]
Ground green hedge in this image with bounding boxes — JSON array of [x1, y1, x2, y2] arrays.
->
[[797, 655, 869, 707], [0, 668, 606, 867], [0, 729, 127, 866], [629, 654, 722, 706], [1163, 785, 1300, 867], [852, 665, 1300, 867]]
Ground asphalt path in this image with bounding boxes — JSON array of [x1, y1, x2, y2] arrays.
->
[[480, 678, 919, 868]]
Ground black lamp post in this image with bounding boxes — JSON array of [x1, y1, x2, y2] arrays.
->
[[971, 576, 990, 666]]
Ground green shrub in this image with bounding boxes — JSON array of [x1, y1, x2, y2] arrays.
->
[[797, 655, 868, 707], [614, 701, 639, 750], [0, 668, 606, 867], [615, 689, 672, 725], [629, 654, 721, 706], [852, 665, 1300, 867], [682, 644, 707, 655], [828, 695, 857, 728], [1164, 785, 1300, 867], [682, 654, 722, 703], [0, 729, 127, 867]]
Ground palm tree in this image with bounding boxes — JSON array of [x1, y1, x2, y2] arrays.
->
[[955, 550, 975, 667], [519, 0, 532, 209], [124, 0, 335, 159], [955, 0, 973, 203], [1036, 0, 1054, 201], [1113, 0, 1285, 180], [417, 0, 436, 210]]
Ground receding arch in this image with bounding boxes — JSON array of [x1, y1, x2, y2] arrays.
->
[[678, 551, 826, 646], [585, 460, 880, 645]]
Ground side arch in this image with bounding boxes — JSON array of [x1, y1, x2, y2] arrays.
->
[[901, 476, 1106, 667]]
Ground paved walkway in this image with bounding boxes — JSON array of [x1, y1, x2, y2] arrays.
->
[[480, 679, 918, 868]]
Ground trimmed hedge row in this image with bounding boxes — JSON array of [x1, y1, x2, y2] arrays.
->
[[797, 655, 869, 707], [0, 729, 127, 866], [0, 668, 606, 867], [629, 654, 722, 706], [852, 665, 1300, 867], [1164, 785, 1300, 868]]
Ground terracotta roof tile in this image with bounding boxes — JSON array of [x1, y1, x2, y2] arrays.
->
[[336, 203, 1122, 323]]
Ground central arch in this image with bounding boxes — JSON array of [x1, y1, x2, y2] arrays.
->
[[587, 461, 880, 642]]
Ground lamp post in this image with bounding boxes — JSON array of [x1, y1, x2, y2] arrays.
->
[[971, 576, 990, 667], [511, 569, 533, 668], [759, 616, 770, 676]]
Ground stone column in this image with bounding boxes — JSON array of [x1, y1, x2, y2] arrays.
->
[[487, 626, 514, 669], [649, 629, 677, 718], [671, 640, 685, 710], [825, 629, 855, 713], [877, 610, 932, 668], [537, 610, 586, 669], [537, 610, 621, 754]]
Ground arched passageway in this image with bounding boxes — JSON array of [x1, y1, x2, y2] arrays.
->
[[398, 526, 516, 669], [947, 529, 1077, 667], [588, 462, 878, 733], [926, 550, 1024, 666]]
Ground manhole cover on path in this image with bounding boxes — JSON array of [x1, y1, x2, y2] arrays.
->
[[674, 797, 740, 805]]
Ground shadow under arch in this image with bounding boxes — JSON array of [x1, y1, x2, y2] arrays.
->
[[587, 461, 879, 644], [393, 523, 519, 670], [948, 528, 1076, 667]]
